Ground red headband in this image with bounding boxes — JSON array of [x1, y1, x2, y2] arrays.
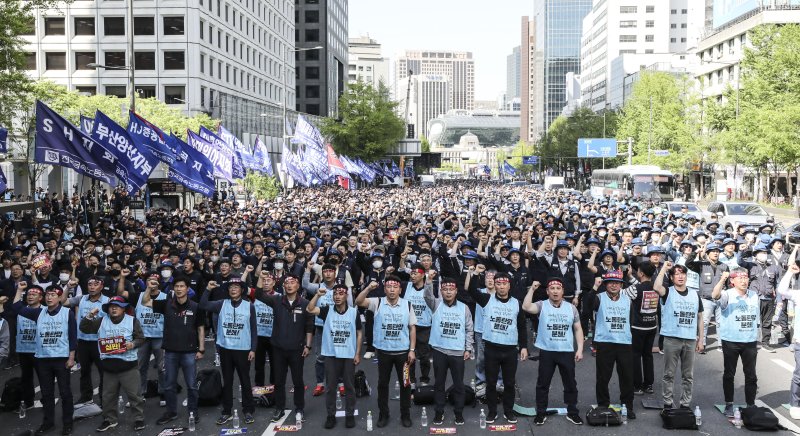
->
[[547, 279, 563, 288], [494, 277, 510, 283], [730, 271, 748, 279], [411, 268, 425, 275], [385, 279, 401, 286]]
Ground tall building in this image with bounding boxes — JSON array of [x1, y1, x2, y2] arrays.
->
[[395, 50, 475, 110], [534, 0, 593, 133], [347, 36, 390, 90], [580, 0, 704, 112], [295, 0, 348, 117], [520, 16, 537, 143], [506, 46, 521, 101], [396, 75, 450, 139]]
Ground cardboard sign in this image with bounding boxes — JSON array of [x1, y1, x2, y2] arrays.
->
[[276, 425, 299, 432], [31, 253, 51, 271], [157, 428, 187, 436], [429, 428, 457, 434], [488, 424, 517, 432], [220, 429, 248, 435], [98, 336, 126, 355], [252, 385, 275, 395]]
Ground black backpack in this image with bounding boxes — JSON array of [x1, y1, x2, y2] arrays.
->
[[413, 385, 435, 405], [446, 385, 477, 408], [741, 406, 781, 431], [0, 377, 22, 411], [354, 370, 371, 398], [196, 369, 222, 407], [660, 407, 698, 430], [586, 407, 622, 426]]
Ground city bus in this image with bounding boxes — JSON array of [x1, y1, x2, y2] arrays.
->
[[590, 165, 675, 201]]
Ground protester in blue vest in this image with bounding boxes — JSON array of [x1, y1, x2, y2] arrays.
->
[[9, 283, 43, 410], [16, 285, 76, 436], [468, 269, 528, 425], [523, 277, 584, 426], [64, 276, 108, 405], [592, 270, 635, 419], [424, 276, 474, 426], [130, 273, 166, 401], [201, 277, 257, 426], [712, 268, 760, 416], [356, 274, 417, 428], [79, 296, 146, 432], [653, 262, 704, 410], [307, 282, 362, 429], [464, 268, 503, 394], [254, 271, 279, 387], [400, 263, 433, 387]]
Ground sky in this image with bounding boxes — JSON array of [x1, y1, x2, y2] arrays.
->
[[347, 0, 535, 102]]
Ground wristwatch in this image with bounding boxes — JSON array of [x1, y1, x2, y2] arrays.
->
[[409, 348, 416, 352], [304, 344, 312, 350]]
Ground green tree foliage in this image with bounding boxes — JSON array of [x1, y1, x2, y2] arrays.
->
[[420, 135, 431, 153], [320, 80, 405, 162], [242, 172, 281, 200], [542, 107, 621, 174]]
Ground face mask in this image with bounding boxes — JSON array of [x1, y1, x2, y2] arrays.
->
[[95, 247, 103, 253], [598, 231, 607, 238], [43, 230, 50, 235], [223, 241, 231, 247], [161, 270, 172, 279], [128, 234, 136, 241], [66, 227, 73, 233], [372, 260, 383, 269], [237, 234, 243, 240], [110, 269, 121, 277], [273, 262, 284, 270], [756, 253, 768, 263], [211, 255, 219, 262], [59, 273, 70, 282], [104, 249, 112, 256], [65, 244, 73, 251]]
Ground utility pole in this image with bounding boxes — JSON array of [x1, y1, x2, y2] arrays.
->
[[627, 137, 633, 166], [127, 0, 136, 113]]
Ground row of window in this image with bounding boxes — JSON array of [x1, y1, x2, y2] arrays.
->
[[74, 85, 185, 104], [199, 18, 291, 80], [620, 6, 687, 14], [619, 20, 685, 29], [37, 16, 184, 37], [27, 50, 186, 71], [199, 0, 292, 44]]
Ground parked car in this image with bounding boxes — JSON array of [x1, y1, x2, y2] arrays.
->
[[704, 202, 774, 232], [660, 201, 704, 221]]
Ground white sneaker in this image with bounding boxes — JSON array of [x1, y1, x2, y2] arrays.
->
[[363, 351, 375, 359], [182, 398, 188, 407], [125, 401, 130, 408], [159, 400, 166, 407], [791, 406, 800, 420]]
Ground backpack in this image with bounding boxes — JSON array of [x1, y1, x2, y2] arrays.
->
[[660, 407, 698, 430], [0, 377, 22, 411], [446, 385, 477, 408], [354, 370, 371, 397], [196, 369, 222, 407], [741, 406, 781, 431], [586, 407, 622, 426]]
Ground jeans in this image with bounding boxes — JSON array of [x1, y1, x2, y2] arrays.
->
[[324, 357, 356, 416], [220, 348, 254, 415], [536, 350, 579, 415], [595, 342, 634, 410], [409, 326, 432, 384], [376, 350, 411, 418], [722, 341, 758, 405], [314, 327, 325, 385], [137, 337, 165, 396], [101, 368, 144, 424], [35, 358, 74, 426], [701, 298, 722, 347], [272, 346, 305, 411], [484, 342, 518, 416], [364, 310, 375, 352], [76, 339, 103, 403], [432, 349, 465, 415], [254, 336, 274, 386], [163, 351, 198, 415], [631, 329, 656, 389], [662, 337, 696, 407]]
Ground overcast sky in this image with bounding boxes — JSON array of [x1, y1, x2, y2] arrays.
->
[[348, 0, 535, 101]]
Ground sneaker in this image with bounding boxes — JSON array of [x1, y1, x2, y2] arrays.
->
[[95, 421, 117, 432], [271, 410, 285, 423], [454, 413, 465, 425], [504, 411, 517, 424], [313, 385, 325, 396], [633, 388, 644, 395], [70, 363, 80, 373], [420, 377, 430, 385], [61, 424, 73, 436], [401, 416, 412, 427], [76, 397, 93, 406], [324, 415, 336, 429], [566, 413, 583, 425], [294, 409, 305, 422], [724, 403, 735, 418], [790, 406, 800, 420], [762, 345, 776, 353], [433, 411, 444, 425], [133, 421, 145, 431], [216, 414, 233, 425], [628, 410, 637, 420], [244, 413, 254, 424], [156, 412, 178, 425], [486, 412, 497, 424], [658, 349, 664, 355], [182, 398, 188, 407], [645, 386, 654, 394], [533, 414, 546, 425], [376, 414, 390, 428], [345, 415, 355, 428], [363, 351, 375, 359]]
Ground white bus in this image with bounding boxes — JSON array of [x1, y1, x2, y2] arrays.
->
[[590, 165, 675, 201]]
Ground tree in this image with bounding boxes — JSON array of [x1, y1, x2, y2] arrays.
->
[[242, 172, 280, 201], [320, 80, 405, 162], [420, 135, 431, 153]]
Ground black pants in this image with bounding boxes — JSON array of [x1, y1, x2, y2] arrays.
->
[[410, 327, 431, 383], [579, 290, 594, 336], [77, 339, 103, 403], [364, 310, 375, 352], [484, 342, 518, 416], [779, 304, 792, 343], [595, 342, 634, 410], [272, 346, 305, 411], [632, 328, 656, 389], [536, 350, 579, 415], [254, 336, 274, 386], [19, 352, 36, 406], [433, 349, 465, 414], [219, 348, 254, 415], [376, 350, 411, 418], [722, 340, 758, 405], [324, 357, 356, 416], [760, 299, 776, 344], [35, 358, 74, 426], [6, 317, 17, 365]]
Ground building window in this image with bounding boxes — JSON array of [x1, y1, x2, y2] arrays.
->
[[645, 49, 654, 53], [134, 17, 155, 35], [619, 35, 637, 43], [164, 16, 185, 35], [619, 20, 637, 28], [164, 86, 185, 104], [105, 86, 127, 98], [645, 35, 654, 42], [670, 37, 677, 43], [670, 23, 676, 29], [681, 9, 687, 14], [45, 52, 66, 70], [305, 29, 319, 42], [137, 86, 156, 99], [620, 6, 637, 13], [306, 104, 320, 115], [76, 86, 96, 96], [104, 51, 126, 68], [74, 17, 95, 36], [306, 50, 320, 60], [25, 53, 36, 70], [671, 9, 677, 14], [163, 51, 185, 69], [681, 37, 686, 43], [104, 17, 125, 36], [134, 52, 156, 70], [74, 52, 96, 70], [681, 23, 687, 28], [200, 86, 206, 106], [304, 10, 319, 23], [305, 86, 320, 98], [200, 54, 205, 73], [646, 5, 655, 13], [44, 17, 65, 35], [619, 49, 636, 55], [306, 66, 319, 79], [646, 20, 654, 28]]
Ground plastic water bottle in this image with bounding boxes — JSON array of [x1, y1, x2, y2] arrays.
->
[[421, 407, 428, 427], [117, 396, 125, 415], [232, 410, 240, 429], [694, 406, 702, 427], [621, 404, 628, 425], [214, 352, 221, 367], [734, 408, 742, 429], [470, 379, 476, 392], [295, 411, 303, 430], [367, 411, 373, 431], [393, 381, 401, 399], [188, 412, 195, 432], [336, 391, 343, 410], [479, 409, 486, 429], [18, 402, 25, 419]]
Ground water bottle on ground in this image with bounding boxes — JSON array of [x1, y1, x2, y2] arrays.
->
[[367, 411, 373, 431], [18, 402, 25, 419], [188, 412, 195, 432], [421, 407, 428, 427], [336, 391, 343, 410], [470, 379, 476, 392], [393, 381, 400, 399], [734, 407, 742, 429], [117, 396, 125, 415], [694, 406, 702, 427], [479, 408, 486, 429], [295, 411, 303, 430], [232, 410, 240, 429], [621, 404, 628, 425]]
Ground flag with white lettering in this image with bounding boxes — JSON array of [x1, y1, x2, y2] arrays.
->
[[187, 130, 232, 181], [128, 112, 179, 166], [200, 126, 242, 179], [79, 115, 94, 135], [167, 134, 215, 197], [218, 125, 259, 172], [253, 137, 274, 177], [91, 110, 158, 195], [325, 145, 350, 179], [0, 127, 7, 153]]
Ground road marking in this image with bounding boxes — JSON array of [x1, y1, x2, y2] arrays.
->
[[260, 409, 292, 436], [771, 358, 795, 373], [756, 399, 800, 433]]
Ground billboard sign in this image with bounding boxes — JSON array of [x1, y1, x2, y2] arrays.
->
[[522, 156, 539, 165], [577, 138, 617, 158]]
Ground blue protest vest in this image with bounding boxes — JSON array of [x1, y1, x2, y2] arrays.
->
[[372, 297, 411, 352], [16, 313, 37, 354], [429, 300, 467, 351], [535, 300, 576, 352], [254, 299, 275, 337], [314, 286, 335, 327], [97, 315, 138, 361], [216, 299, 252, 351], [719, 289, 760, 343], [481, 295, 520, 346], [321, 306, 358, 358], [135, 292, 166, 338], [659, 287, 700, 340], [474, 288, 488, 334], [35, 307, 70, 358], [77, 295, 108, 341], [404, 283, 432, 327], [594, 293, 632, 344]]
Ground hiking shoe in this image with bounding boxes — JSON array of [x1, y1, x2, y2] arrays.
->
[[216, 414, 233, 425], [486, 412, 497, 424], [95, 421, 117, 432], [433, 412, 444, 425], [271, 410, 285, 423], [533, 414, 546, 425], [313, 385, 325, 396], [628, 410, 637, 420], [244, 413, 254, 424], [133, 421, 145, 431], [345, 415, 355, 428], [156, 412, 178, 425], [566, 413, 583, 425], [504, 411, 517, 424], [324, 415, 336, 429], [454, 413, 465, 425], [723, 403, 735, 417]]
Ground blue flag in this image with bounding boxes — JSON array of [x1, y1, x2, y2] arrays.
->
[[35, 101, 118, 186], [292, 115, 325, 150], [282, 144, 308, 187], [218, 125, 259, 172], [79, 115, 94, 134], [391, 161, 400, 177], [0, 166, 7, 193], [0, 127, 7, 153], [503, 162, 517, 176], [187, 130, 232, 181], [128, 112, 179, 166], [200, 126, 243, 179], [253, 137, 274, 176], [91, 110, 158, 195], [167, 134, 215, 197]]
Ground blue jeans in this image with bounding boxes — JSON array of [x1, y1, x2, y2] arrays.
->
[[701, 298, 722, 347], [138, 337, 165, 396], [164, 351, 198, 415]]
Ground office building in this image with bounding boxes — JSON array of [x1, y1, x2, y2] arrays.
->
[[396, 75, 450, 139], [520, 16, 537, 142], [507, 46, 521, 101], [395, 50, 475, 110], [347, 36, 390, 89], [295, 0, 348, 117]]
